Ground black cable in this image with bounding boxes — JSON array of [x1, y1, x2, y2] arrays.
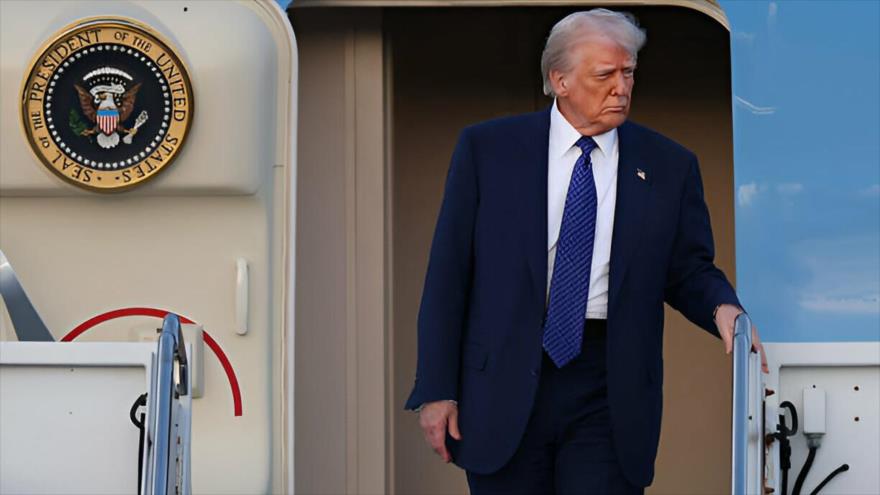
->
[[775, 401, 798, 495], [782, 466, 789, 495], [779, 401, 799, 436], [129, 393, 147, 428], [129, 393, 148, 495], [136, 410, 146, 493], [792, 446, 817, 495], [809, 464, 849, 495]]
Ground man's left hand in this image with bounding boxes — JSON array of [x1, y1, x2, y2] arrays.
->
[[715, 304, 769, 374]]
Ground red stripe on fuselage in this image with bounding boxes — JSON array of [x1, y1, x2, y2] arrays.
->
[[62, 307, 243, 416]]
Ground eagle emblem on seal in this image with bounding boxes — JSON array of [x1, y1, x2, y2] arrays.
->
[[73, 67, 148, 149]]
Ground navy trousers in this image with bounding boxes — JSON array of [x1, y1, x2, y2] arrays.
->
[[466, 320, 644, 495]]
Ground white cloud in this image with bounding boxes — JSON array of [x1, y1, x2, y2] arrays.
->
[[734, 32, 756, 44], [859, 184, 880, 197], [794, 235, 880, 315], [776, 182, 804, 195], [738, 182, 759, 206], [800, 295, 880, 314], [734, 96, 777, 116]]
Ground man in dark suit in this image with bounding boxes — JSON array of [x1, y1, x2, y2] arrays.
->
[[404, 8, 768, 494]]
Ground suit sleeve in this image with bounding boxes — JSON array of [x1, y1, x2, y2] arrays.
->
[[663, 153, 742, 338], [404, 129, 478, 411]]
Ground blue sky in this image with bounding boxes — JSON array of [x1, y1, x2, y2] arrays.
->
[[722, 0, 880, 342]]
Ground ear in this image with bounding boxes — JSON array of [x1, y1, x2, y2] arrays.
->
[[549, 68, 569, 97]]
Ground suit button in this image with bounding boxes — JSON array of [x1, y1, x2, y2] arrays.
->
[[530, 369, 539, 377]]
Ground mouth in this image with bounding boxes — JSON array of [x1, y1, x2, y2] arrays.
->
[[604, 106, 626, 113]]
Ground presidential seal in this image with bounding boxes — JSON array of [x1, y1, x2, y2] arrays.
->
[[20, 17, 193, 191]]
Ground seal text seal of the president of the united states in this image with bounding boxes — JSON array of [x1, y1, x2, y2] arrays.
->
[[21, 17, 193, 191]]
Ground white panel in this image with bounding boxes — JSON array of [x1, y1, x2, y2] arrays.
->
[[763, 343, 880, 495], [779, 366, 879, 494], [0, 367, 145, 494]]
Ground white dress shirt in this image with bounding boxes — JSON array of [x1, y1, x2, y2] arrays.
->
[[547, 99, 619, 319]]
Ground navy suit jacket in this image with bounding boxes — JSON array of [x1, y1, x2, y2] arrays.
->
[[404, 107, 741, 487]]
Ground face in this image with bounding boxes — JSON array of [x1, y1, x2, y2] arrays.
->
[[550, 35, 636, 135]]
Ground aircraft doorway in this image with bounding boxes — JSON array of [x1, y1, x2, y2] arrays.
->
[[292, 4, 736, 494]]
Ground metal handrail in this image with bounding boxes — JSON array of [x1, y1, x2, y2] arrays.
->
[[731, 312, 755, 495], [0, 249, 53, 342], [150, 313, 187, 494]]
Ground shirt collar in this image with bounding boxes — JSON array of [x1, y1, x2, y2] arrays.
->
[[549, 98, 618, 159]]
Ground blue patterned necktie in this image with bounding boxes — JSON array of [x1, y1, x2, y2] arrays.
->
[[542, 135, 599, 368]]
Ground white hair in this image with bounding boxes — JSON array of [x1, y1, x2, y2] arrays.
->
[[541, 9, 647, 97]]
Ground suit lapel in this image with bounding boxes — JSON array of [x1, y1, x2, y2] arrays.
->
[[520, 108, 552, 306], [607, 121, 652, 314]]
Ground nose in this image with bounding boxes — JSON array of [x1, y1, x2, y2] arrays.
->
[[610, 72, 628, 97]]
